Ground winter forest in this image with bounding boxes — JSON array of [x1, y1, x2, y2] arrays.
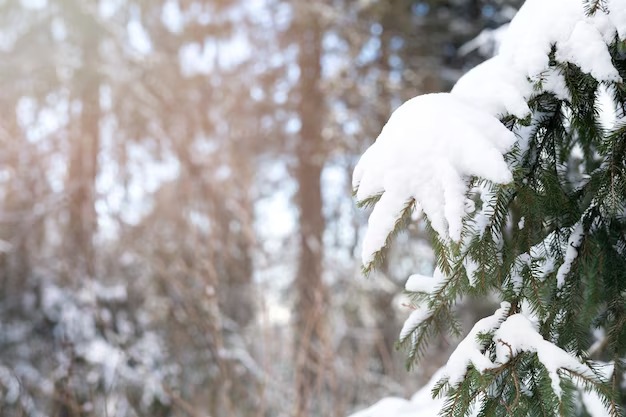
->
[[2, 0, 626, 416]]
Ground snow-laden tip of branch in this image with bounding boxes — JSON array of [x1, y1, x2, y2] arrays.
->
[[405, 267, 445, 294], [493, 314, 598, 398], [442, 302, 510, 388], [398, 306, 431, 342], [353, 93, 515, 265], [399, 268, 447, 344], [557, 20, 621, 83]]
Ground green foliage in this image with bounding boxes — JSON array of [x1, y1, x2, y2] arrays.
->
[[583, 0, 608, 15], [358, 24, 626, 417]]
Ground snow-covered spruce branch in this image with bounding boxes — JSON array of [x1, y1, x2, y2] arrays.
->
[[433, 307, 616, 417], [353, 0, 626, 414]]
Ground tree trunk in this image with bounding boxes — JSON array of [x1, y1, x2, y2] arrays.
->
[[66, 14, 99, 279], [293, 5, 334, 416], [54, 8, 100, 416]]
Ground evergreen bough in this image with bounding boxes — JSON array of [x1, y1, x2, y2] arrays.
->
[[354, 1, 626, 415]]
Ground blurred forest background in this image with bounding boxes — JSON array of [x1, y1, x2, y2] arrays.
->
[[0, 0, 522, 416]]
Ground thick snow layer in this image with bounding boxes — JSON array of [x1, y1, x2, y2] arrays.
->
[[352, 0, 626, 413], [399, 306, 599, 413], [607, 0, 626, 39], [500, 0, 582, 77], [354, 93, 515, 264], [452, 56, 531, 119], [443, 302, 510, 387], [453, 0, 621, 121], [499, 0, 621, 83], [493, 314, 597, 398], [355, 0, 625, 268], [556, 21, 621, 83]]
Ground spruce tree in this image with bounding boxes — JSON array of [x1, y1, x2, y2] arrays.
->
[[354, 0, 626, 415]]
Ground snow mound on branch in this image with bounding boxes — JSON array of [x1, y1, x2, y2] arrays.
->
[[556, 21, 621, 83], [452, 56, 532, 119], [500, 0, 621, 82], [606, 0, 626, 40], [454, 0, 622, 122], [493, 314, 597, 398], [500, 0, 581, 77], [442, 302, 510, 387], [353, 93, 515, 264], [354, 0, 626, 270]]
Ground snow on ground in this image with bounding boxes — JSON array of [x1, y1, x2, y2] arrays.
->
[[347, 369, 447, 417]]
